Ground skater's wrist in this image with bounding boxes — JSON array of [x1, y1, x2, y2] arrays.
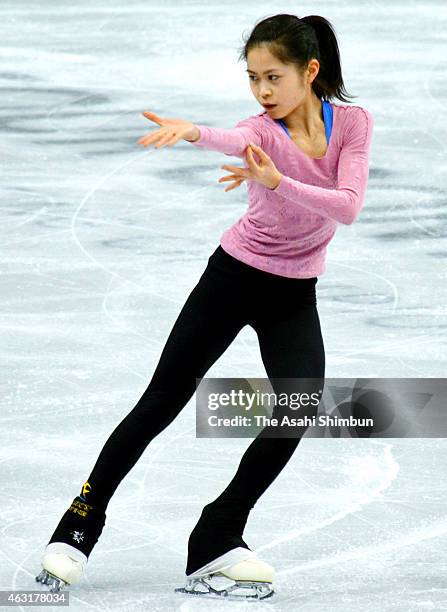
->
[[184, 126, 201, 143]]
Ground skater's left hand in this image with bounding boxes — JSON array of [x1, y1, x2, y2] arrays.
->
[[218, 143, 283, 192]]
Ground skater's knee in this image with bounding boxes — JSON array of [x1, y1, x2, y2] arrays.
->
[[139, 382, 194, 407], [130, 385, 195, 430]]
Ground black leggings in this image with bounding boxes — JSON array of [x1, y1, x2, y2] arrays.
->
[[83, 245, 325, 569]]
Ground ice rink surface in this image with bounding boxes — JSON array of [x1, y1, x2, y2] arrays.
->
[[1, 0, 446, 610]]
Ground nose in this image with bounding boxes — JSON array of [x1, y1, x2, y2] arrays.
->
[[252, 81, 272, 102]]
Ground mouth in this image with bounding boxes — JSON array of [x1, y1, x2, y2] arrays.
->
[[262, 104, 277, 110]]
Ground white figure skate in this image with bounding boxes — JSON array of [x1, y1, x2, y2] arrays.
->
[[175, 547, 275, 600], [35, 543, 87, 592], [35, 493, 106, 592]]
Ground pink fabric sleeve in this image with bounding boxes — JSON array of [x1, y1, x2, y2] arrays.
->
[[272, 108, 374, 225], [189, 117, 264, 159]]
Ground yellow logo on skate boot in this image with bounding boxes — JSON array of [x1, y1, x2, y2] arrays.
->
[[80, 481, 92, 501], [70, 497, 93, 517]]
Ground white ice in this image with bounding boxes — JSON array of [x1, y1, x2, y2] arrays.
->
[[1, 1, 446, 610]]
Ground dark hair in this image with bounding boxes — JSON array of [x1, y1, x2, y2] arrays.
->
[[238, 13, 356, 103]]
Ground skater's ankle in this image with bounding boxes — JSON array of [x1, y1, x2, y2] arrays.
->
[[77, 482, 110, 511], [75, 493, 109, 512]]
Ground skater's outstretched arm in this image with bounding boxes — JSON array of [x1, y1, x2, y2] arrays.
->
[[138, 111, 263, 159], [188, 117, 264, 159]]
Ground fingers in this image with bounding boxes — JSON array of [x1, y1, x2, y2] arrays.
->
[[153, 131, 178, 148], [221, 164, 249, 185], [245, 145, 262, 169], [138, 133, 155, 146], [221, 164, 247, 175], [218, 174, 245, 192], [223, 179, 244, 192], [246, 146, 257, 166], [218, 174, 241, 183], [142, 111, 162, 125], [249, 142, 264, 154], [138, 129, 177, 148], [137, 129, 164, 146], [248, 143, 266, 162]]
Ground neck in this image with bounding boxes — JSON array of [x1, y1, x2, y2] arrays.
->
[[283, 92, 323, 137]]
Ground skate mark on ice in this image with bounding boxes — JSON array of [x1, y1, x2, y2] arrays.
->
[[70, 149, 214, 307], [277, 517, 447, 577], [331, 261, 399, 315], [71, 152, 261, 369], [131, 425, 196, 522], [332, 328, 446, 359], [256, 442, 399, 557]]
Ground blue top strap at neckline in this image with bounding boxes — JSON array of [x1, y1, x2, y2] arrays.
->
[[275, 99, 333, 145]]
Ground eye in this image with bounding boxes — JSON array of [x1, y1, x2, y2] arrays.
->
[[248, 75, 279, 82]]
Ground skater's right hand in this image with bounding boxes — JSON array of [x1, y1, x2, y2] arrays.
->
[[138, 111, 200, 148]]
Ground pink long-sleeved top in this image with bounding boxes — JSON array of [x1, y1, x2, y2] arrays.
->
[[190, 101, 374, 278]]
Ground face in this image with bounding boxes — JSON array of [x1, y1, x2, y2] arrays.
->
[[246, 45, 319, 118]]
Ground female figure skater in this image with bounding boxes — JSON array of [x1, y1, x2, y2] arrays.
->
[[36, 13, 374, 600]]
